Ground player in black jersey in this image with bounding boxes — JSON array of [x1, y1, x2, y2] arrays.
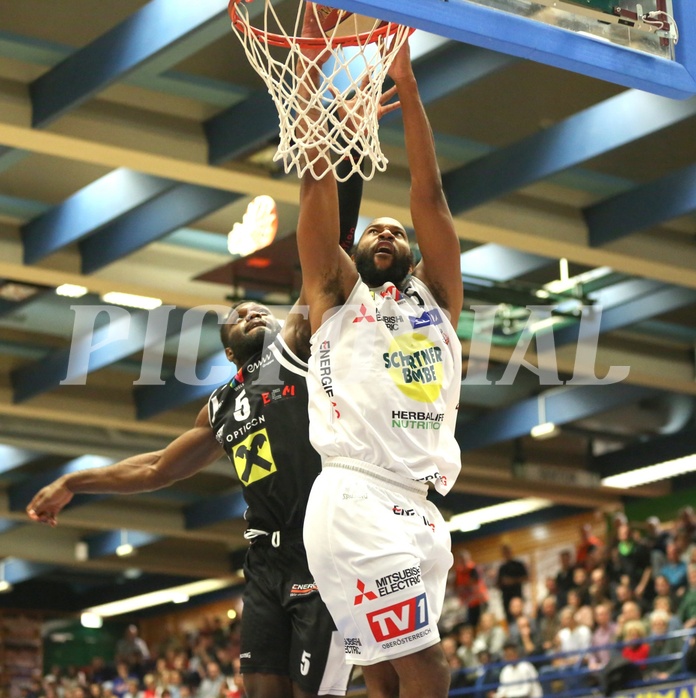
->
[[25, 158, 367, 698]]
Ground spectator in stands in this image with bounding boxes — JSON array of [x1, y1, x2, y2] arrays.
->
[[506, 597, 536, 647], [644, 516, 671, 573], [456, 624, 481, 681], [111, 663, 136, 698], [536, 596, 561, 657], [653, 573, 679, 611], [621, 620, 650, 670], [497, 545, 529, 622], [570, 566, 592, 606], [116, 625, 151, 668], [442, 635, 464, 674], [646, 609, 684, 679], [554, 606, 592, 668], [587, 602, 617, 672], [659, 541, 688, 596], [555, 550, 575, 609], [614, 523, 652, 599], [474, 611, 507, 660], [454, 549, 490, 629], [515, 615, 541, 659], [576, 524, 603, 571], [653, 595, 682, 632], [196, 662, 224, 698], [677, 563, 696, 628], [495, 640, 543, 698], [588, 566, 612, 607], [617, 600, 648, 640]]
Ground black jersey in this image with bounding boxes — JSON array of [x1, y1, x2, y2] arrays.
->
[[208, 334, 320, 533]]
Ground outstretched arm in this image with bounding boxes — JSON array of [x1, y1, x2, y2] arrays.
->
[[391, 43, 463, 320], [26, 405, 223, 526]]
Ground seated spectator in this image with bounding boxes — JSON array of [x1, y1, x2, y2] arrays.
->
[[442, 634, 464, 675], [677, 563, 696, 629], [570, 567, 592, 606], [495, 640, 543, 698], [621, 620, 650, 670], [587, 603, 617, 672], [196, 662, 224, 698], [653, 595, 683, 632], [456, 624, 481, 679], [653, 573, 679, 611], [474, 611, 507, 660], [506, 597, 536, 648], [588, 566, 612, 606], [617, 600, 648, 640], [536, 596, 560, 657], [659, 542, 688, 596], [646, 609, 684, 679], [515, 615, 541, 659]]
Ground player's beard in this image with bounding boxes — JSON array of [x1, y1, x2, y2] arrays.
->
[[354, 247, 413, 288], [228, 326, 278, 367]]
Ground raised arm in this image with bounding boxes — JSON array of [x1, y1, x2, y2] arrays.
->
[[294, 4, 357, 332], [26, 405, 223, 526], [391, 43, 463, 320]]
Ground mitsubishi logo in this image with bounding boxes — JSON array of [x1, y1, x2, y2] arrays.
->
[[352, 304, 376, 323], [354, 579, 377, 605]]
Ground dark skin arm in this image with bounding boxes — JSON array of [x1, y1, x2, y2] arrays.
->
[[26, 405, 223, 526]]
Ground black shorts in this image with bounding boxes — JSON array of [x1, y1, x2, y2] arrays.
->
[[240, 537, 350, 695]]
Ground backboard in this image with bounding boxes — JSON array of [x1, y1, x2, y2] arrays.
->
[[321, 0, 696, 98]]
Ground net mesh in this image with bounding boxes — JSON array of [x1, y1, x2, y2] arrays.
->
[[229, 1, 412, 181]]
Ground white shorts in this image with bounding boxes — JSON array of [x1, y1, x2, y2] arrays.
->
[[303, 458, 453, 666]]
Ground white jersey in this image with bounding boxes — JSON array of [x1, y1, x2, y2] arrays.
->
[[307, 275, 461, 495]]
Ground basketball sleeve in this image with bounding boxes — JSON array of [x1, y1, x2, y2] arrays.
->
[[337, 140, 364, 252]]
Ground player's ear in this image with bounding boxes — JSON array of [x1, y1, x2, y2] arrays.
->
[[224, 346, 236, 364]]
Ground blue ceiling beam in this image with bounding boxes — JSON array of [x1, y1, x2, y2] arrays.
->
[[1, 558, 57, 585], [80, 185, 242, 273], [319, 0, 696, 98], [8, 455, 114, 512], [30, 0, 227, 128], [11, 307, 186, 403], [455, 383, 660, 452], [84, 529, 162, 559], [134, 350, 234, 420], [585, 162, 696, 247], [592, 428, 696, 479], [184, 491, 247, 529], [443, 91, 696, 214], [22, 170, 174, 264], [461, 244, 550, 283], [0, 445, 43, 475], [553, 285, 696, 347]]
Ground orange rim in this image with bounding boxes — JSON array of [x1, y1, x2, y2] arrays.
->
[[228, 0, 413, 48]]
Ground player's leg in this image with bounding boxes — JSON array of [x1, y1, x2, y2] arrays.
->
[[383, 644, 450, 698], [360, 661, 399, 698], [241, 545, 295, 698], [284, 541, 352, 698]]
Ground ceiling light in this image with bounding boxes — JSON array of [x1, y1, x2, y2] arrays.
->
[[83, 578, 238, 617], [601, 454, 696, 489], [447, 497, 554, 532], [530, 393, 560, 440], [115, 543, 135, 557], [228, 195, 278, 256], [530, 422, 560, 439], [80, 613, 103, 629], [171, 592, 189, 604], [56, 284, 88, 298], [101, 291, 162, 309], [0, 580, 12, 593], [0, 282, 40, 301]]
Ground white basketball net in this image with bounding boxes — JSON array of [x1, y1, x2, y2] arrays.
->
[[230, 1, 411, 181]]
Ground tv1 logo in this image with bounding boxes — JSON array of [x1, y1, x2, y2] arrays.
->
[[367, 593, 428, 641]]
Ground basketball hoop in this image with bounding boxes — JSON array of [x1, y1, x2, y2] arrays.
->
[[228, 0, 413, 181]]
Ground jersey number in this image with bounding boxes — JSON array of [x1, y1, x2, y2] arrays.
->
[[300, 650, 311, 676], [233, 389, 251, 421]]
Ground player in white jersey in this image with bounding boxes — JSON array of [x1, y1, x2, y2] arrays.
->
[[295, 12, 463, 698]]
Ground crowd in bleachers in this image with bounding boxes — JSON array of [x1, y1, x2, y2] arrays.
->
[[23, 508, 696, 698], [28, 617, 246, 698], [439, 509, 696, 694]]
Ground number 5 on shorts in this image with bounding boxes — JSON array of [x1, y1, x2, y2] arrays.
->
[[300, 650, 311, 676]]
